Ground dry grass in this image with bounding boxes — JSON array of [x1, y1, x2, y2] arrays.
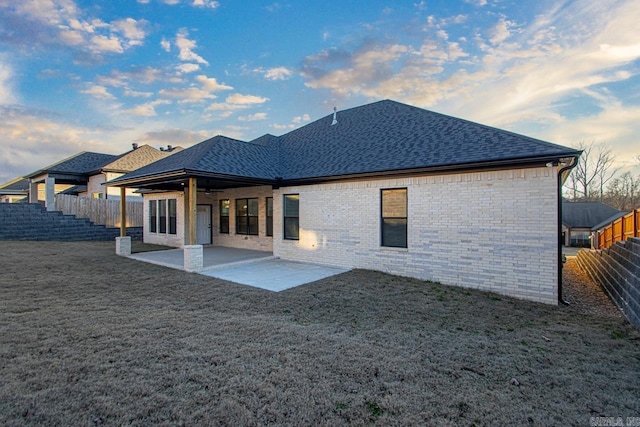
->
[[0, 242, 638, 426]]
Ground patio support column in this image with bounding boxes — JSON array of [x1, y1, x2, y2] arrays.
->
[[184, 177, 203, 272], [188, 177, 197, 245], [45, 176, 55, 211], [120, 187, 127, 237], [29, 181, 38, 203], [115, 187, 131, 256]]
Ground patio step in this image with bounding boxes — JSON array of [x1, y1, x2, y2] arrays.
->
[[0, 203, 142, 241]]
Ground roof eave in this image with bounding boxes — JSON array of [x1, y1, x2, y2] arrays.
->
[[281, 153, 581, 186]]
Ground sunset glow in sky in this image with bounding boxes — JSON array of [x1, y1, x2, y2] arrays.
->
[[1, 0, 639, 183]]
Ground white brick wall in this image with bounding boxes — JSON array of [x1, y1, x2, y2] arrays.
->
[[208, 186, 274, 251], [143, 191, 185, 247], [273, 166, 559, 304]]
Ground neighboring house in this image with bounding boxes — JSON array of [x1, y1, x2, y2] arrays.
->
[[561, 200, 626, 247], [0, 177, 30, 203], [26, 151, 120, 210], [109, 100, 581, 304], [84, 144, 181, 201], [25, 145, 180, 210]]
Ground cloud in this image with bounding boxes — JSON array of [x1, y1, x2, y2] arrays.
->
[[238, 112, 267, 121], [160, 38, 171, 52], [225, 93, 269, 105], [112, 18, 147, 47], [263, 66, 294, 80], [176, 63, 200, 74], [0, 104, 116, 182], [123, 99, 172, 117], [0, 1, 148, 58], [0, 58, 17, 104], [195, 75, 233, 91], [298, 0, 640, 158], [488, 16, 517, 45], [90, 35, 124, 53], [135, 128, 211, 146], [159, 87, 217, 103], [96, 67, 165, 87], [192, 0, 220, 8], [81, 85, 116, 100], [291, 114, 311, 124], [124, 89, 154, 98], [175, 28, 209, 65]]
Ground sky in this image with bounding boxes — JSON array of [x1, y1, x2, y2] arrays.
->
[[0, 0, 639, 183]]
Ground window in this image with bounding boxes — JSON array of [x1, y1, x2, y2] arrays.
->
[[381, 188, 407, 248], [266, 197, 273, 237], [219, 199, 230, 234], [149, 200, 157, 233], [236, 198, 258, 235], [148, 198, 177, 235], [159, 200, 167, 233], [283, 194, 299, 240], [168, 199, 177, 235]]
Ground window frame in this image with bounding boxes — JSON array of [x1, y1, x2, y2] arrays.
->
[[235, 197, 259, 236], [148, 198, 177, 235], [149, 200, 157, 233], [283, 194, 299, 240], [168, 199, 177, 235], [380, 188, 408, 248], [158, 199, 167, 234], [219, 199, 230, 234], [266, 197, 273, 237]]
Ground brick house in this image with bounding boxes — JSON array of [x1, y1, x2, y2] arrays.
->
[[24, 145, 180, 209], [109, 100, 581, 304]]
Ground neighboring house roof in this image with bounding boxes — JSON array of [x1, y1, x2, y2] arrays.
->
[[562, 201, 624, 228], [109, 99, 582, 187], [101, 144, 182, 173], [0, 177, 29, 194], [27, 151, 120, 179], [590, 211, 629, 232], [58, 185, 87, 195]]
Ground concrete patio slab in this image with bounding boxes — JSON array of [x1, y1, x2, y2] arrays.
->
[[201, 259, 350, 292], [128, 246, 349, 292], [128, 246, 274, 270]]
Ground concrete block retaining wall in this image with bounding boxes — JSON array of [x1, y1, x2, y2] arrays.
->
[[0, 203, 142, 241], [577, 238, 640, 330]]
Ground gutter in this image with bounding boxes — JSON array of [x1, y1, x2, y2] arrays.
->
[[557, 156, 580, 305]]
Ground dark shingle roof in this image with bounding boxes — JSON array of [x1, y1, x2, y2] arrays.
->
[[0, 177, 29, 192], [119, 136, 279, 181], [110, 99, 581, 185], [28, 151, 119, 178], [278, 100, 579, 179], [562, 201, 624, 228]]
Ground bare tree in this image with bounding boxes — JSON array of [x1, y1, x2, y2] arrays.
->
[[606, 172, 640, 211], [564, 141, 618, 201]]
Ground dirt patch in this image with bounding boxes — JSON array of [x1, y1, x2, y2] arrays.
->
[[1, 241, 638, 425]]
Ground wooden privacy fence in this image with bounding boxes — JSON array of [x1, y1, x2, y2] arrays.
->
[[595, 208, 640, 249], [54, 194, 143, 228]]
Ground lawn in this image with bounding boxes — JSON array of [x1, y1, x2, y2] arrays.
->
[[0, 241, 638, 426]]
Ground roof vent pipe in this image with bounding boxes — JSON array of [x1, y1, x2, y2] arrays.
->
[[331, 106, 338, 126], [132, 143, 138, 150]]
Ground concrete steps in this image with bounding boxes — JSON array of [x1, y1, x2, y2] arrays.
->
[[0, 203, 142, 241], [577, 238, 640, 330]]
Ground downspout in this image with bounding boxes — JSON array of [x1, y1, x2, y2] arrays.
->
[[557, 158, 579, 305]]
